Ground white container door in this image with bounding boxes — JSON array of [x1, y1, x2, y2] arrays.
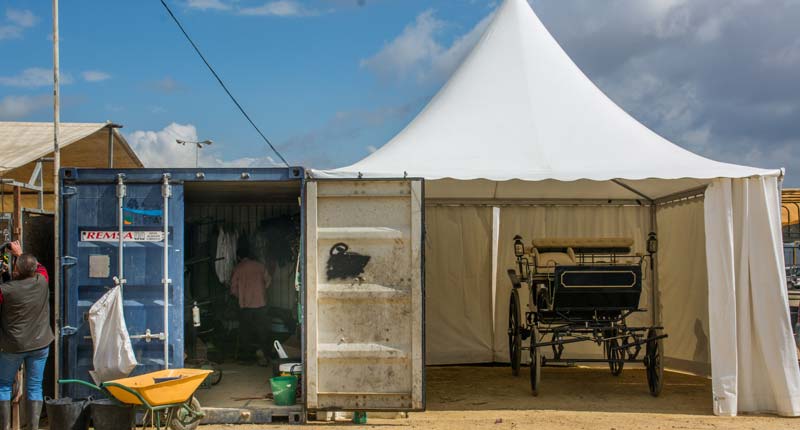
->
[[305, 179, 424, 411]]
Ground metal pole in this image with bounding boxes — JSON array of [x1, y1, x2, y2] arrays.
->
[[161, 174, 171, 369], [195, 145, 199, 168], [52, 0, 62, 399], [116, 174, 126, 285], [108, 126, 114, 168]]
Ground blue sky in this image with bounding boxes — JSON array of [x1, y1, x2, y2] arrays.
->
[[1, 0, 799, 185]]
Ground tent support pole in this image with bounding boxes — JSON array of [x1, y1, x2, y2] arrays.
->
[[610, 179, 654, 202], [610, 180, 659, 326], [651, 204, 659, 326]]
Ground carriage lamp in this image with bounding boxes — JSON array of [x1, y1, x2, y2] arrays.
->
[[647, 232, 658, 254], [514, 235, 525, 257]]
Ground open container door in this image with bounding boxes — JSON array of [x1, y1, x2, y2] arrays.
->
[[60, 169, 184, 397], [305, 178, 424, 411]]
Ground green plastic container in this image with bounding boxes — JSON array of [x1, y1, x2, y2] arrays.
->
[[270, 376, 298, 406]]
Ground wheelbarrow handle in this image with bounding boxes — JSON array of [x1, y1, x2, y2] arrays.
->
[[58, 379, 105, 394]]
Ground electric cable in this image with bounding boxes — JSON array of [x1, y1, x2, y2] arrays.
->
[[158, 0, 290, 167]]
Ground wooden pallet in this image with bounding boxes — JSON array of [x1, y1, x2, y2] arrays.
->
[[201, 405, 304, 425]]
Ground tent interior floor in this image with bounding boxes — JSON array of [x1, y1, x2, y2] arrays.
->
[[425, 365, 711, 414]]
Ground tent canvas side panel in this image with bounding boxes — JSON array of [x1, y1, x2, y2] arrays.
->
[[706, 177, 800, 416], [494, 205, 651, 362], [424, 206, 494, 364], [657, 199, 711, 376]]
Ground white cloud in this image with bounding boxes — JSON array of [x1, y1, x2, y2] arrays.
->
[[186, 0, 231, 11], [0, 9, 36, 40], [82, 70, 111, 82], [0, 67, 73, 87], [366, 145, 378, 153], [149, 76, 182, 93], [127, 123, 280, 168], [239, 1, 318, 16], [0, 94, 50, 119], [360, 8, 494, 83], [6, 9, 36, 27]]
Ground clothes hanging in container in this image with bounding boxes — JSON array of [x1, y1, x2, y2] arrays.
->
[[215, 226, 238, 284]]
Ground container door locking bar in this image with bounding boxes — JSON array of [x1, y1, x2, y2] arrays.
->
[[161, 174, 172, 369]]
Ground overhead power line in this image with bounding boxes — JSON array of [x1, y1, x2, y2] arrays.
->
[[158, 0, 290, 167]]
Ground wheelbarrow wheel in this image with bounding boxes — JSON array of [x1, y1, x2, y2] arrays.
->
[[170, 397, 204, 430], [529, 324, 540, 396], [645, 328, 664, 397], [508, 290, 522, 376]]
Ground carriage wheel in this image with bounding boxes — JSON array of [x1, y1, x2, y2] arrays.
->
[[645, 328, 664, 397], [508, 289, 522, 376], [529, 324, 541, 396], [605, 331, 624, 376]]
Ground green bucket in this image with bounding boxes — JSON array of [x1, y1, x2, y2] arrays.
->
[[270, 376, 298, 406]]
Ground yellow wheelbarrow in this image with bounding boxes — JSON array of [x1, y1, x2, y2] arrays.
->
[[59, 368, 212, 430]]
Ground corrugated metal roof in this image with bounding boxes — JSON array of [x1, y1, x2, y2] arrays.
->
[[0, 121, 141, 173], [784, 188, 800, 227]]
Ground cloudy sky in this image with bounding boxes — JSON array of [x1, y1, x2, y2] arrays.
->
[[0, 0, 798, 185]]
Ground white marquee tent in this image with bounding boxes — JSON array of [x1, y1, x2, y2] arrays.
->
[[314, 0, 800, 416]]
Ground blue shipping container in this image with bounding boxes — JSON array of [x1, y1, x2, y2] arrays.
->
[[59, 167, 304, 398]]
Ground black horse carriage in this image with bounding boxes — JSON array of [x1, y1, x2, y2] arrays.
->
[[506, 236, 667, 396]]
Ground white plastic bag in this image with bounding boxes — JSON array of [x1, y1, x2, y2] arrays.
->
[[88, 285, 137, 383]]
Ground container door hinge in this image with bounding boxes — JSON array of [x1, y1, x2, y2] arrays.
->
[[60, 326, 78, 337], [62, 186, 78, 197], [61, 256, 77, 267]]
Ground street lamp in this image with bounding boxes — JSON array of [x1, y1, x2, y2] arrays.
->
[[176, 139, 213, 168]]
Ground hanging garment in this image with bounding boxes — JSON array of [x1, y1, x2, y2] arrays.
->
[[88, 286, 137, 384], [215, 227, 239, 284]]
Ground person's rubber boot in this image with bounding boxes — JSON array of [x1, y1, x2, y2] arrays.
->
[[0, 401, 11, 430], [25, 400, 43, 430]]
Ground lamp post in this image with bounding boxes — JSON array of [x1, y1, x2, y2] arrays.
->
[[176, 139, 213, 168]]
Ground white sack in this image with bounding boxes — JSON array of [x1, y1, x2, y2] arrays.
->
[[705, 177, 800, 416], [88, 286, 137, 383]]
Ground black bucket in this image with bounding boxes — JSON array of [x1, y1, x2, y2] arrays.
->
[[90, 399, 134, 430], [45, 397, 90, 430]]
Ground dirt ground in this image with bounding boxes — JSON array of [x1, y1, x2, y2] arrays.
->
[[202, 365, 799, 430]]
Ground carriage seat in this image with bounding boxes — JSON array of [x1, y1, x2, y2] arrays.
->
[[530, 237, 635, 274], [532, 248, 576, 273]]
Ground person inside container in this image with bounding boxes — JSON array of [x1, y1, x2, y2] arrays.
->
[[230, 246, 273, 365], [0, 241, 52, 430]]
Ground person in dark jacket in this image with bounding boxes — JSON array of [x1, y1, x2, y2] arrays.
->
[[0, 245, 53, 430]]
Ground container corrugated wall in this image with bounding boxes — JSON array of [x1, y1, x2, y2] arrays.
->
[[305, 179, 424, 411]]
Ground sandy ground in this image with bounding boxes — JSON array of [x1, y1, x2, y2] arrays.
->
[[200, 366, 798, 430]]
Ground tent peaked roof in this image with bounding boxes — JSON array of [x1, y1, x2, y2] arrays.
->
[[324, 0, 778, 197]]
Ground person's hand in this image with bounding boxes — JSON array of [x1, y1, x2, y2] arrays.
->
[[9, 240, 22, 257]]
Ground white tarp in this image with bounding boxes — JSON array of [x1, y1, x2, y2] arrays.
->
[[88, 286, 137, 383], [705, 177, 800, 416], [657, 199, 711, 376], [424, 206, 494, 364], [315, 0, 779, 199]]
